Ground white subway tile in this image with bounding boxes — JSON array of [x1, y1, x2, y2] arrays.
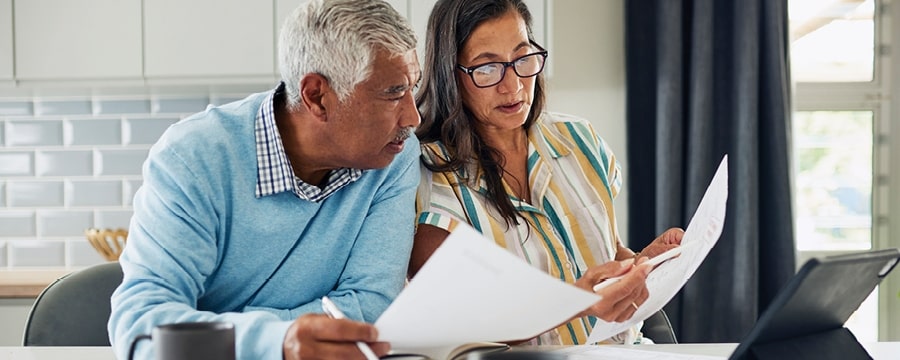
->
[[7, 120, 63, 146], [124, 180, 143, 206], [67, 239, 106, 267], [152, 97, 210, 114], [0, 93, 236, 267], [36, 150, 93, 176], [123, 117, 178, 145], [9, 240, 65, 267], [8, 181, 64, 207], [38, 210, 93, 237], [94, 99, 151, 115], [66, 118, 122, 146], [96, 210, 133, 230], [0, 241, 7, 267], [94, 149, 149, 176], [210, 96, 245, 106], [67, 180, 123, 206], [0, 101, 34, 116], [34, 99, 92, 116], [0, 211, 36, 237], [0, 152, 34, 177]]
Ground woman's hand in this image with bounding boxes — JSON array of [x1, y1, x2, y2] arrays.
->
[[640, 227, 685, 259], [573, 259, 651, 323]]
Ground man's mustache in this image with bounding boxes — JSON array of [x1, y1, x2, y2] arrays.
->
[[394, 126, 416, 142]]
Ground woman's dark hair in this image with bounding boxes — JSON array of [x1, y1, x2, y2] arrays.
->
[[416, 0, 547, 227]]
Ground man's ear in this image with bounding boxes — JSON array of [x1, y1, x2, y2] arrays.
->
[[298, 74, 330, 118]]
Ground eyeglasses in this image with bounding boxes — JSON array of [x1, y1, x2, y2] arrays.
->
[[457, 45, 548, 88]]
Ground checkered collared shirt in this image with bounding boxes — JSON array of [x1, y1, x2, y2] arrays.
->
[[254, 83, 362, 202]]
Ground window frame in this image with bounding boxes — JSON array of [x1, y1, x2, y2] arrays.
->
[[790, 0, 899, 341]]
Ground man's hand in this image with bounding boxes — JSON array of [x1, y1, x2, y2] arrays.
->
[[283, 314, 389, 360], [640, 227, 685, 259], [574, 259, 651, 323]]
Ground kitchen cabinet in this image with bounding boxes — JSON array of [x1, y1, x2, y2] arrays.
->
[[13, 0, 142, 80], [5, 0, 548, 85], [143, 0, 274, 78], [0, 0, 12, 80]]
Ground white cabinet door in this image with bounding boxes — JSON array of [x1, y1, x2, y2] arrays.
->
[[14, 0, 142, 80], [0, 0, 12, 80], [144, 0, 274, 78]]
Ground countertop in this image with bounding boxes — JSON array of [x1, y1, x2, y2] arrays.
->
[[0, 269, 72, 298]]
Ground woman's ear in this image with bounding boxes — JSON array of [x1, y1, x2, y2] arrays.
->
[[298, 73, 330, 118]]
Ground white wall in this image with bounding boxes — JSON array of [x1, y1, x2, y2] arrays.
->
[[546, 0, 630, 245]]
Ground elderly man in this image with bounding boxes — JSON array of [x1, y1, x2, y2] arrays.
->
[[108, 0, 421, 359]]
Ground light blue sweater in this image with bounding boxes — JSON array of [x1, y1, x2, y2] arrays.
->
[[109, 91, 420, 359]]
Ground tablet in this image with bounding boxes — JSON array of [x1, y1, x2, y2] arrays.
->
[[729, 248, 900, 360]]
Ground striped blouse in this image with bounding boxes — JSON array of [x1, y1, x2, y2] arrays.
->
[[416, 111, 634, 345]]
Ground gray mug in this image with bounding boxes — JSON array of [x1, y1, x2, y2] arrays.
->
[[128, 321, 235, 360]]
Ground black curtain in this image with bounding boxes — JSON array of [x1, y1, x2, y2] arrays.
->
[[625, 0, 797, 342]]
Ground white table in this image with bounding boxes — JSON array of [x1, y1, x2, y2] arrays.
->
[[542, 342, 900, 359], [1, 346, 113, 360], [1, 343, 898, 359]]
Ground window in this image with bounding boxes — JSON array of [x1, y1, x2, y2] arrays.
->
[[790, 0, 875, 82], [789, 0, 898, 341], [793, 110, 872, 252]]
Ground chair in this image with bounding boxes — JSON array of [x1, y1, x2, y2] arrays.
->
[[642, 309, 677, 344], [23, 262, 123, 346]]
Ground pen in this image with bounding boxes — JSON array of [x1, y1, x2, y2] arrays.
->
[[320, 296, 380, 360], [592, 244, 691, 292]]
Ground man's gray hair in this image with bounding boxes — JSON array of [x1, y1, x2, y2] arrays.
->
[[279, 0, 417, 108]]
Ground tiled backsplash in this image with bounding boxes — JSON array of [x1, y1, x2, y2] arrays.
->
[[0, 84, 272, 269]]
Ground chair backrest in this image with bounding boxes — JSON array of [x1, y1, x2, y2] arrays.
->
[[23, 261, 123, 346], [642, 309, 678, 344]]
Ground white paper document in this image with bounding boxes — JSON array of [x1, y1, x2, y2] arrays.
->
[[587, 155, 729, 343], [375, 224, 601, 350]]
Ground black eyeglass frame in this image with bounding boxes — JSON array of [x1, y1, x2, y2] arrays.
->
[[456, 42, 548, 88]]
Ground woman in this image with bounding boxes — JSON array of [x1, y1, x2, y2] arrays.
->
[[411, 0, 685, 346]]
